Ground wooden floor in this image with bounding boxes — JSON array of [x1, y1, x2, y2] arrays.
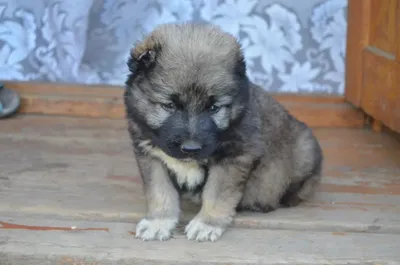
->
[[1, 115, 400, 264]]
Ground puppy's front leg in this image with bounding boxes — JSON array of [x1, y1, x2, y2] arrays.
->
[[185, 156, 252, 242], [135, 156, 180, 241]]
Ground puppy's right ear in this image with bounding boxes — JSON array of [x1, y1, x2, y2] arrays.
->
[[127, 47, 157, 75]]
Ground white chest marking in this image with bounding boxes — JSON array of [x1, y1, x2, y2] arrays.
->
[[139, 141, 205, 189]]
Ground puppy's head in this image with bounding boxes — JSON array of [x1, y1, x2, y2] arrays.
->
[[125, 23, 249, 160]]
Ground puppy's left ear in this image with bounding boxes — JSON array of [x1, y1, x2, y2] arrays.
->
[[127, 48, 157, 74], [235, 53, 247, 77], [137, 49, 157, 69]]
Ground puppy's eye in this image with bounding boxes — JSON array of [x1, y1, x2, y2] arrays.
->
[[161, 102, 175, 111], [209, 104, 221, 113]]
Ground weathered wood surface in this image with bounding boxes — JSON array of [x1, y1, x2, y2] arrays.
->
[[1, 115, 400, 264], [1, 218, 400, 265]]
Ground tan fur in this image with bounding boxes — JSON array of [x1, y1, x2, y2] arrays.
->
[[138, 140, 205, 189]]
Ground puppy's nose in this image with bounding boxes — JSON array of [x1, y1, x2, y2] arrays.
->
[[180, 140, 202, 154]]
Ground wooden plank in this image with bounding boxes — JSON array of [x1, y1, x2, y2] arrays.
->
[[344, 0, 372, 106], [18, 94, 363, 128], [3, 81, 347, 103], [2, 81, 123, 97], [277, 102, 364, 128], [1, 218, 400, 265], [1, 81, 365, 128], [18, 94, 125, 119]]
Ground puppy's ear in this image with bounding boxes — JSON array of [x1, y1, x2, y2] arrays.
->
[[137, 50, 157, 69], [127, 48, 157, 75], [235, 53, 247, 77]]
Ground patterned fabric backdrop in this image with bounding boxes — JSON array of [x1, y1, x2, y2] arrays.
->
[[0, 0, 348, 94]]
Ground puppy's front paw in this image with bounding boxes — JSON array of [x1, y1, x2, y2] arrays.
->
[[135, 218, 177, 241], [185, 218, 226, 242]]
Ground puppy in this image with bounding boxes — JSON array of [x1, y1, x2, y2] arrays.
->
[[123, 23, 323, 242]]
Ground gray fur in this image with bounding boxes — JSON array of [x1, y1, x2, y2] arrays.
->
[[123, 23, 323, 242]]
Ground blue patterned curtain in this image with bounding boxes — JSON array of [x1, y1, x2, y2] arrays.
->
[[0, 0, 347, 94]]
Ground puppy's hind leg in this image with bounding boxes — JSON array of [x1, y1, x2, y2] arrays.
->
[[238, 159, 291, 213], [280, 129, 323, 207], [279, 167, 322, 207]]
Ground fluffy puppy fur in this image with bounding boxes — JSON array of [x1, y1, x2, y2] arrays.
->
[[124, 23, 323, 242]]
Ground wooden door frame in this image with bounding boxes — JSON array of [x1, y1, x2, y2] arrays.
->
[[345, 0, 400, 132], [344, 0, 372, 107]]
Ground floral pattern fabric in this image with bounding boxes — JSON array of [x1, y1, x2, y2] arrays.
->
[[0, 0, 348, 94]]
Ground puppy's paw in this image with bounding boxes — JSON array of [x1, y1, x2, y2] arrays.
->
[[185, 218, 226, 242], [135, 217, 177, 241]]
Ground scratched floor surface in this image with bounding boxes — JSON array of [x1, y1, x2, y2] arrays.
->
[[1, 115, 400, 265]]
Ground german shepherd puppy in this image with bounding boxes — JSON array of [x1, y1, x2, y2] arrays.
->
[[124, 23, 323, 242]]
